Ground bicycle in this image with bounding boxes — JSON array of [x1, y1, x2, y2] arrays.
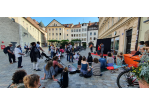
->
[[116, 60, 140, 88]]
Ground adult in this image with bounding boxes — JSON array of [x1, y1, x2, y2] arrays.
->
[[66, 43, 70, 61], [80, 56, 92, 77], [50, 44, 55, 58], [14, 44, 24, 68], [36, 41, 44, 58], [30, 42, 41, 71], [101, 43, 104, 56], [90, 44, 93, 52], [92, 58, 102, 76], [8, 70, 27, 88], [41, 60, 58, 81], [74, 44, 76, 52], [99, 55, 107, 69], [23, 74, 40, 88], [65, 44, 67, 53], [87, 52, 93, 66], [107, 52, 114, 67], [97, 44, 101, 55], [77, 55, 82, 70], [69, 43, 74, 63], [145, 41, 149, 47], [134, 41, 145, 55], [53, 56, 63, 74], [7, 43, 16, 64], [48, 43, 51, 53]]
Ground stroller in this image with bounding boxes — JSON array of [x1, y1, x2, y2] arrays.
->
[[41, 52, 52, 62]]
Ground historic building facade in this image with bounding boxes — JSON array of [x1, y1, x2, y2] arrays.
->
[[0, 17, 47, 53], [98, 17, 139, 54]]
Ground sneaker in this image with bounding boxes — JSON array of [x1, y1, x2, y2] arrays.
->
[[79, 74, 83, 77], [36, 69, 41, 71], [99, 74, 102, 76]]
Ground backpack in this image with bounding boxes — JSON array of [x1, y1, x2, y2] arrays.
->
[[3, 47, 8, 54], [67, 47, 71, 53], [59, 71, 69, 88]]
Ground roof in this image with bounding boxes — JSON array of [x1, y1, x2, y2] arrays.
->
[[72, 24, 81, 28], [24, 17, 46, 34], [63, 24, 73, 28], [46, 19, 64, 27], [88, 22, 99, 26]]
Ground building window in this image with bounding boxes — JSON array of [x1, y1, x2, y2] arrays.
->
[[59, 28, 61, 30], [79, 29, 81, 32], [54, 23, 55, 26], [52, 33, 54, 35], [67, 34, 68, 36], [56, 24, 57, 26], [82, 28, 84, 32], [11, 18, 15, 22], [67, 29, 68, 31], [76, 29, 78, 32], [49, 33, 51, 36], [52, 38, 54, 40], [95, 22, 97, 25], [94, 32, 96, 35], [52, 28, 54, 31], [56, 33, 58, 36], [94, 37, 96, 40], [74, 29, 75, 32], [74, 34, 75, 37], [71, 34, 73, 37], [82, 24, 84, 26], [56, 28, 57, 30], [49, 29, 51, 31], [71, 29, 73, 32], [59, 33, 61, 35], [85, 28, 86, 31], [90, 32, 92, 35]]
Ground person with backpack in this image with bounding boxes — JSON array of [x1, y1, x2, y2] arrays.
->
[[66, 43, 70, 61], [6, 43, 17, 64], [87, 52, 93, 66]]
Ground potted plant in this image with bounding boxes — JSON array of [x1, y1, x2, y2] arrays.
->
[[132, 49, 149, 88]]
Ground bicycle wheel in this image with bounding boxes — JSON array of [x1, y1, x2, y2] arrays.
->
[[117, 70, 139, 88]]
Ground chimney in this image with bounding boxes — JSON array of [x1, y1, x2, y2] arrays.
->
[[79, 22, 80, 25], [89, 21, 91, 25]]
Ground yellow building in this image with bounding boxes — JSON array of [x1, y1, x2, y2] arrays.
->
[[98, 17, 139, 54], [138, 17, 149, 42], [46, 19, 73, 45]]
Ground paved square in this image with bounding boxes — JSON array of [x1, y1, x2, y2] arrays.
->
[[0, 47, 123, 88]]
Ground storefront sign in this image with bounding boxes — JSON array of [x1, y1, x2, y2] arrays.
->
[[1, 45, 5, 49]]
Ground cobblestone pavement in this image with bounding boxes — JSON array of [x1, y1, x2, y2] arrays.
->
[[0, 47, 123, 88]]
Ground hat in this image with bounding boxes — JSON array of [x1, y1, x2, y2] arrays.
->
[[9, 43, 12, 45], [16, 44, 20, 47]]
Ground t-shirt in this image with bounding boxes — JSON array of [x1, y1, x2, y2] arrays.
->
[[99, 58, 107, 69], [107, 57, 114, 64], [53, 60, 58, 68], [87, 56, 93, 63], [15, 47, 22, 57], [51, 46, 54, 52], [44, 64, 55, 79], [78, 60, 81, 65], [36, 44, 40, 51], [7, 46, 13, 54], [92, 62, 101, 75]]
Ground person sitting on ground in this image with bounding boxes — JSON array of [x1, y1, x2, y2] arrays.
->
[[80, 56, 92, 77], [99, 55, 107, 69], [8, 70, 27, 88], [107, 52, 114, 67], [92, 58, 102, 76], [41, 60, 58, 81], [53, 56, 63, 74], [23, 74, 40, 88], [116, 54, 123, 66], [87, 52, 93, 66], [77, 55, 82, 70], [134, 41, 145, 56]]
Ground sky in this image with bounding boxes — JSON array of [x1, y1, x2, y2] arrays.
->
[[31, 17, 98, 26]]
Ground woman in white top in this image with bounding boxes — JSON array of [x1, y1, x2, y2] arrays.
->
[[74, 44, 76, 52], [134, 41, 145, 56]]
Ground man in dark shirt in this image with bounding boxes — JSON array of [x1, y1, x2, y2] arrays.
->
[[7, 43, 16, 64]]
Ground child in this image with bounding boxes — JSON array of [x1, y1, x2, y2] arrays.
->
[[116, 54, 123, 66], [87, 52, 93, 66], [107, 52, 114, 67]]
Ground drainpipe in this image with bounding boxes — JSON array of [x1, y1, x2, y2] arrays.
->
[[135, 17, 141, 51]]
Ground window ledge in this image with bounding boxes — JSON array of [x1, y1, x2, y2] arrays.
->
[[143, 19, 149, 24]]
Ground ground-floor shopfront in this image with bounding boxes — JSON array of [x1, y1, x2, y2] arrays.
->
[[98, 17, 139, 54]]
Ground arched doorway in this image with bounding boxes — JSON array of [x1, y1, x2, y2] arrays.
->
[[145, 30, 149, 41]]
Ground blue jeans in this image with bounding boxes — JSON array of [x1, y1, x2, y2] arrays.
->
[[18, 56, 22, 68], [51, 51, 54, 58], [58, 68, 63, 73], [69, 53, 73, 62], [67, 53, 69, 61]]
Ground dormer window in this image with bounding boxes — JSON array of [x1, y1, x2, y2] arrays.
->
[[67, 24, 69, 27], [11, 18, 15, 22], [54, 23, 55, 26], [95, 22, 97, 25]]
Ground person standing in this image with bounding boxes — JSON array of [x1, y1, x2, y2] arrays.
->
[[30, 42, 41, 71], [69, 43, 73, 63], [66, 43, 70, 61], [36, 41, 44, 57], [90, 44, 93, 52], [15, 44, 24, 68], [48, 43, 51, 54], [97, 45, 101, 55], [7, 43, 16, 64], [50, 44, 55, 58], [101, 43, 104, 56]]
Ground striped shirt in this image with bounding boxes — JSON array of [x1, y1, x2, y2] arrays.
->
[[92, 62, 101, 75]]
